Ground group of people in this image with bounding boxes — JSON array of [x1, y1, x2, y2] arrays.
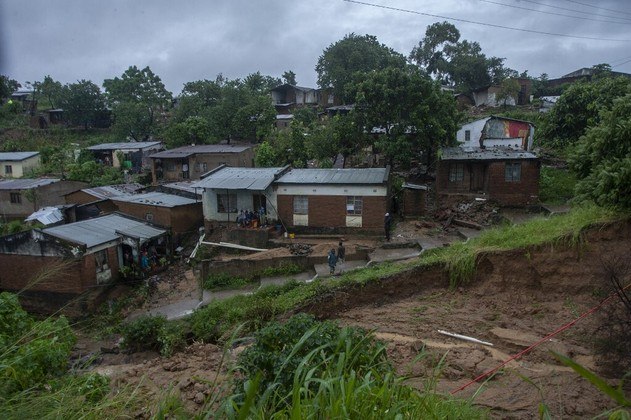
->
[[327, 241, 346, 275], [237, 207, 267, 228]]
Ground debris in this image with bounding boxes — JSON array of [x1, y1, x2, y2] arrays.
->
[[453, 219, 482, 230], [437, 329, 494, 347], [289, 243, 313, 256]]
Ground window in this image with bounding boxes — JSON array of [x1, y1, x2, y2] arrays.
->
[[505, 162, 521, 182], [449, 163, 464, 182], [10, 192, 21, 204], [95, 250, 108, 273], [346, 196, 363, 215], [5, 165, 12, 175], [196, 162, 208, 172], [293, 196, 308, 214], [145, 212, 154, 222], [217, 193, 237, 213], [165, 162, 176, 171], [464, 130, 471, 142]]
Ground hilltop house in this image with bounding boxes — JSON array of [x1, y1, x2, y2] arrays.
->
[[0, 213, 169, 314], [86, 141, 164, 172], [0, 152, 41, 178], [0, 178, 87, 221], [456, 116, 535, 151], [149, 144, 255, 184], [470, 78, 532, 107]]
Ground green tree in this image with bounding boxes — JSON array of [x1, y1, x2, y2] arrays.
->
[[163, 115, 212, 148], [316, 33, 407, 103], [350, 67, 458, 166], [540, 76, 631, 147], [103, 66, 172, 140], [59, 80, 106, 130], [0, 75, 21, 101], [32, 75, 63, 109], [570, 94, 631, 208], [496, 78, 521, 107], [282, 70, 297, 85], [410, 22, 515, 93]]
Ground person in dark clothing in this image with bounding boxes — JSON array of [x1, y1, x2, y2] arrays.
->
[[337, 241, 345, 273], [327, 248, 338, 275], [384, 212, 392, 241]]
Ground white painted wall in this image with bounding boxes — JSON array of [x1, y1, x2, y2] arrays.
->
[[1, 155, 41, 178], [456, 118, 489, 147], [201, 187, 278, 222]]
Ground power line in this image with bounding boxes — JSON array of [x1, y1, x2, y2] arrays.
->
[[342, 0, 631, 42], [610, 55, 631, 66], [480, 0, 631, 26], [515, 0, 631, 22], [613, 57, 631, 68], [562, 0, 631, 17]]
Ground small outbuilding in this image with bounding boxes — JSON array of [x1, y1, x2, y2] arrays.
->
[[87, 141, 164, 172], [0, 151, 41, 178]]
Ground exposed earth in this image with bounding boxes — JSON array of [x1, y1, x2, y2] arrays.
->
[[76, 218, 631, 418]]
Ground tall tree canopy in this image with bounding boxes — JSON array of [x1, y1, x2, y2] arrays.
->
[[316, 33, 407, 103], [410, 22, 515, 93], [0, 75, 20, 101], [282, 70, 297, 85], [349, 67, 459, 166], [32, 75, 63, 108], [103, 66, 172, 140], [59, 80, 107, 130]]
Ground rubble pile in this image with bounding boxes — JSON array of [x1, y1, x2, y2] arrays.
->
[[289, 243, 313, 256], [434, 198, 501, 229]]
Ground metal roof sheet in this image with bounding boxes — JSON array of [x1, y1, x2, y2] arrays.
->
[[149, 144, 251, 159], [440, 147, 538, 161], [44, 214, 166, 248], [25, 207, 65, 225], [79, 183, 144, 200], [0, 151, 39, 161], [87, 141, 162, 151], [0, 178, 60, 190], [276, 168, 388, 185], [193, 167, 286, 191], [162, 181, 202, 195], [111, 192, 197, 207]]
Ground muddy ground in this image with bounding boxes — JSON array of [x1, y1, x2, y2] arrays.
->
[[83, 220, 631, 418]]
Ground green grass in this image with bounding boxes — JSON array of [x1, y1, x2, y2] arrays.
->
[[539, 166, 577, 204]]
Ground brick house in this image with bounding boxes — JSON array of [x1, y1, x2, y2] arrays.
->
[[109, 192, 203, 241], [64, 183, 145, 220], [274, 167, 390, 231], [0, 151, 41, 178], [0, 178, 88, 221], [436, 147, 540, 206], [149, 144, 255, 184], [0, 213, 168, 314], [86, 141, 164, 172]]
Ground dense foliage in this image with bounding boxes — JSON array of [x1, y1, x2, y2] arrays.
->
[[0, 292, 76, 395]]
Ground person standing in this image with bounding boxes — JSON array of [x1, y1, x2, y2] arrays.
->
[[336, 241, 346, 273], [384, 212, 392, 241], [327, 248, 338, 275]]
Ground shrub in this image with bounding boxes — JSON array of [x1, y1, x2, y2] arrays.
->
[[0, 292, 76, 395], [120, 315, 166, 353], [203, 273, 250, 291], [157, 321, 187, 357]]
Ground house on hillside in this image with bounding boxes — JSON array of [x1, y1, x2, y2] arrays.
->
[[0, 178, 87, 221], [153, 181, 203, 200], [471, 78, 531, 107], [271, 84, 319, 114], [64, 183, 144, 219], [436, 147, 540, 207], [275, 167, 390, 231], [193, 166, 289, 227], [0, 213, 169, 314], [456, 116, 535, 151], [0, 152, 41, 178], [149, 144, 255, 184], [109, 192, 203, 241], [86, 141, 164, 172], [546, 67, 631, 89]]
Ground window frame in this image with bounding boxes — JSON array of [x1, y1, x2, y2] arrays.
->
[[95, 249, 108, 273], [505, 162, 522, 182], [449, 163, 465, 182], [4, 165, 12, 175], [293, 195, 308, 215], [464, 130, 471, 142], [346, 196, 363, 216], [10, 192, 21, 204], [217, 193, 237, 213]]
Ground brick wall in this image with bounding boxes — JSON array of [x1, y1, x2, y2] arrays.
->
[[278, 194, 386, 230], [487, 160, 539, 206], [113, 201, 202, 236], [436, 161, 472, 194], [403, 188, 425, 217], [0, 255, 85, 294]]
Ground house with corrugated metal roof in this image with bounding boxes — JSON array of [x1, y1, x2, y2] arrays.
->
[[86, 141, 164, 172], [0, 213, 169, 314], [193, 165, 391, 234], [0, 151, 41, 178], [436, 147, 540, 207], [149, 144, 255, 184], [457, 116, 535, 151], [275, 167, 391, 231], [0, 178, 87, 221]]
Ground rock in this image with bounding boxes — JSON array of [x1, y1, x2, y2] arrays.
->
[[194, 382, 205, 392], [194, 392, 205, 404]]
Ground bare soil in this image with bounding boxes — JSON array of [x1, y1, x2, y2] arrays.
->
[[85, 220, 631, 418]]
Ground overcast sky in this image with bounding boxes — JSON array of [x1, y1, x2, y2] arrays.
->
[[2, 0, 631, 94]]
